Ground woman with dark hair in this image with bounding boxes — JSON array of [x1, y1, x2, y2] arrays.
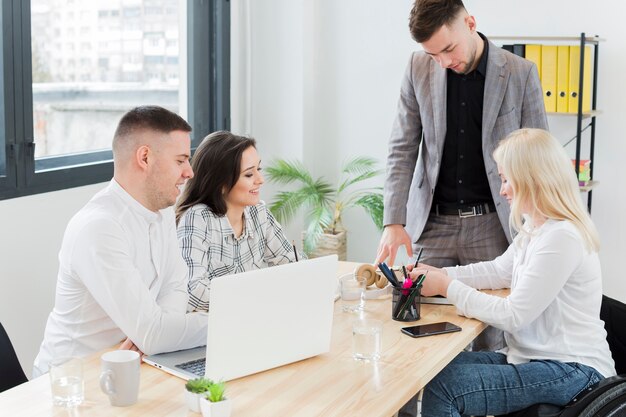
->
[[176, 131, 300, 312]]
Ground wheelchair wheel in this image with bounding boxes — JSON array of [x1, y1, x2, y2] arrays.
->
[[577, 382, 626, 417]]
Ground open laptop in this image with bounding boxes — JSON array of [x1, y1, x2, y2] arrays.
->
[[143, 254, 338, 381]]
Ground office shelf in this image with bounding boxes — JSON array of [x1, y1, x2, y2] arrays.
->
[[579, 180, 599, 193], [495, 33, 601, 212], [546, 110, 601, 118], [491, 35, 604, 45]]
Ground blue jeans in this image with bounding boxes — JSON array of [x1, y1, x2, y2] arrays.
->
[[421, 351, 604, 417]]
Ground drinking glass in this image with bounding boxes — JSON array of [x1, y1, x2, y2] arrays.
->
[[49, 357, 84, 407], [339, 274, 366, 312], [352, 318, 382, 361]]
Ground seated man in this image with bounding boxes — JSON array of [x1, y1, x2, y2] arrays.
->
[[33, 106, 207, 376]]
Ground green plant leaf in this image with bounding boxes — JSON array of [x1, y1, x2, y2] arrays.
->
[[341, 156, 378, 176], [342, 187, 383, 207], [352, 193, 384, 231], [205, 381, 226, 402], [268, 190, 310, 224], [337, 170, 383, 194], [337, 157, 383, 194], [303, 205, 333, 253], [185, 377, 214, 393], [267, 180, 334, 226], [265, 159, 314, 186]]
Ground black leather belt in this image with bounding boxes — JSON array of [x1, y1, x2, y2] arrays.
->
[[432, 202, 496, 218]]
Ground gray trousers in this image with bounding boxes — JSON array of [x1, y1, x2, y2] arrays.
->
[[398, 211, 509, 417]]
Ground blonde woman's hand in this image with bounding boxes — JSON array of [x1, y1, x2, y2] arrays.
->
[[409, 266, 451, 297]]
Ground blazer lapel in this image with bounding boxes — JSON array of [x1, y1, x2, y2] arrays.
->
[[483, 43, 509, 145], [430, 61, 447, 162]]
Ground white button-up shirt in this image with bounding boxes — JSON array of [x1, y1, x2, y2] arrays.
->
[[446, 219, 616, 378], [33, 180, 207, 376]]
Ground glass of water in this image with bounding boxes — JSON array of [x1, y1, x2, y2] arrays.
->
[[339, 274, 366, 313], [49, 357, 84, 407], [352, 318, 382, 361]]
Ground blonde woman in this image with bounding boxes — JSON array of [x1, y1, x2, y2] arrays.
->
[[411, 129, 616, 416]]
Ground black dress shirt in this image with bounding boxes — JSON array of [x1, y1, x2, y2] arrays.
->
[[433, 34, 493, 208]]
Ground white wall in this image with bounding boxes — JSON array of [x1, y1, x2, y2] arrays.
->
[[232, 0, 626, 301], [2, 0, 625, 377], [0, 183, 105, 376]]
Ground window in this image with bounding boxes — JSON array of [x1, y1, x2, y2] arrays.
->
[[0, 0, 230, 200]]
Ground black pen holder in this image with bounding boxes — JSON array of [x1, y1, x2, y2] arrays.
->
[[391, 286, 421, 322]]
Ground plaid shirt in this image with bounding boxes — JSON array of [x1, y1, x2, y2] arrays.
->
[[177, 201, 299, 311]]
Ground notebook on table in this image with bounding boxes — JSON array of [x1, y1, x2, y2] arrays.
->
[[143, 254, 338, 381], [420, 295, 452, 305]]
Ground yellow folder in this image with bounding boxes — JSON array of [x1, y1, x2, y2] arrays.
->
[[541, 45, 557, 112], [556, 46, 570, 113], [568, 46, 592, 113], [525, 44, 542, 80]]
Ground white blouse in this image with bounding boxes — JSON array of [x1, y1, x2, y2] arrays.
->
[[446, 219, 616, 378], [177, 201, 298, 312]]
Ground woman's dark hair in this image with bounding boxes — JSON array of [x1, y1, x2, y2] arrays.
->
[[176, 131, 257, 224], [409, 0, 466, 43]]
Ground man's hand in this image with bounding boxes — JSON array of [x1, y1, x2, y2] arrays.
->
[[118, 338, 144, 356], [374, 224, 413, 266]]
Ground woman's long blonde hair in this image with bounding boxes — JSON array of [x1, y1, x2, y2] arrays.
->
[[493, 128, 599, 252]]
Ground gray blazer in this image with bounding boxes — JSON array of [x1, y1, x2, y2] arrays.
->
[[383, 40, 548, 243]]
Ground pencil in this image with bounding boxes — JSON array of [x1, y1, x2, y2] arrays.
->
[[292, 240, 299, 262], [416, 273, 427, 287], [414, 247, 424, 268]]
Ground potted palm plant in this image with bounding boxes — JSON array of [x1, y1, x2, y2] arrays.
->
[[266, 156, 383, 260]]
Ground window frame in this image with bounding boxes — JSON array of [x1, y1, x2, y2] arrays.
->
[[0, 0, 230, 200]]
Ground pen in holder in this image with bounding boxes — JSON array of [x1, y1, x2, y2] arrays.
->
[[391, 285, 421, 322]]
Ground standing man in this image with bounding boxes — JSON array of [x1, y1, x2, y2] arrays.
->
[[376, 0, 547, 273], [33, 106, 207, 376]]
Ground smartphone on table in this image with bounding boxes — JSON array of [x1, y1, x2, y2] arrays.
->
[[401, 322, 462, 338]]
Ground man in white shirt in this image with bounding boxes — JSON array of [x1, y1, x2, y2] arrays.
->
[[33, 106, 207, 377]]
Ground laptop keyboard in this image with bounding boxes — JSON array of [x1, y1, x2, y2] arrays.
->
[[176, 358, 206, 377]]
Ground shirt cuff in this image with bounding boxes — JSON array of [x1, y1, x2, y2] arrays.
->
[[443, 266, 458, 280], [446, 279, 470, 317]]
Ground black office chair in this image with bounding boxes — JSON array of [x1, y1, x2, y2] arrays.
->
[[0, 322, 28, 392], [498, 295, 626, 417]]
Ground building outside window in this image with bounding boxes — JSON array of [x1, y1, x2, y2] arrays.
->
[[30, 0, 181, 158], [0, 0, 230, 199]]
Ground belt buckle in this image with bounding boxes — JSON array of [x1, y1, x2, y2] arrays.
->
[[458, 205, 483, 218]]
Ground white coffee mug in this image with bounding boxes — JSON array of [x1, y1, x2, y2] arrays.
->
[[99, 350, 141, 407]]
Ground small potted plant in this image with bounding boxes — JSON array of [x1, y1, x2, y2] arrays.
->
[[184, 377, 213, 413], [199, 381, 231, 417]]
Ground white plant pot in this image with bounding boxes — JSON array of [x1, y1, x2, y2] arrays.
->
[[303, 230, 347, 261], [200, 396, 232, 417], [184, 390, 203, 413]]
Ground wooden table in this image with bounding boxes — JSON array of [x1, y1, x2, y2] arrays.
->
[[0, 262, 506, 416]]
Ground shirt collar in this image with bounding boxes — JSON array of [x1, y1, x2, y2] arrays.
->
[[109, 179, 161, 223], [221, 206, 255, 242], [475, 32, 489, 77]]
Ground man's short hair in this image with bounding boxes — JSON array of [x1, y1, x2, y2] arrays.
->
[[409, 0, 466, 43], [112, 105, 192, 157]]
